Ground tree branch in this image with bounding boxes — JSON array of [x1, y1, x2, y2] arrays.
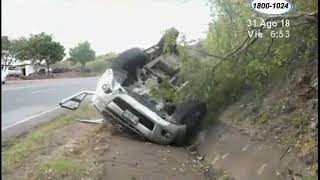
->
[[224, 35, 251, 59], [265, 11, 318, 23], [263, 38, 274, 59], [192, 11, 318, 70], [195, 50, 225, 60]]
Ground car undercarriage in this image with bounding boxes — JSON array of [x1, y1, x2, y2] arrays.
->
[[60, 29, 207, 145]]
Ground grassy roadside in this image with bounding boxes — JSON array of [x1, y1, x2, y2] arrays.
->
[[29, 158, 87, 180], [54, 53, 114, 74], [2, 103, 98, 173]]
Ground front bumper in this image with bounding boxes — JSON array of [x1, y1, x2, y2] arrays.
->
[[59, 90, 187, 145], [93, 94, 187, 145]]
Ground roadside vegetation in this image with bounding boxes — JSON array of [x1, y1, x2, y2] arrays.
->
[[2, 104, 207, 180], [2, 0, 317, 178], [1, 33, 114, 78], [68, 41, 96, 70], [82, 52, 116, 73], [54, 52, 116, 74], [154, 0, 317, 178], [175, 0, 317, 121], [2, 103, 97, 173], [29, 158, 86, 180], [2, 33, 65, 76]]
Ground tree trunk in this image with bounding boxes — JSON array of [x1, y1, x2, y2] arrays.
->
[[34, 60, 38, 75], [46, 63, 50, 77], [2, 54, 10, 71], [81, 63, 86, 72], [2, 57, 7, 71]]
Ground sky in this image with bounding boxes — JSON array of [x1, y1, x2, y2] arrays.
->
[[2, 0, 212, 56]]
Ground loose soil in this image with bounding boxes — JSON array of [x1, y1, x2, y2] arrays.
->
[[2, 59, 317, 180], [2, 121, 206, 180], [194, 59, 318, 180]]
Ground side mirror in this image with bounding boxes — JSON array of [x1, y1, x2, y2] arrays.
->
[[60, 95, 84, 110], [59, 91, 96, 110]]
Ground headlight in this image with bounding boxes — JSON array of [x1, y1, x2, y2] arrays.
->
[[102, 84, 112, 94]]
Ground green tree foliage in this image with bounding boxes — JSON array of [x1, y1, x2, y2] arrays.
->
[[69, 41, 96, 70], [11, 37, 30, 61], [86, 53, 116, 73], [12, 33, 66, 75], [151, 80, 177, 102], [1, 36, 11, 55], [1, 36, 16, 71], [159, 28, 180, 54], [175, 0, 318, 124], [39, 41, 65, 73]]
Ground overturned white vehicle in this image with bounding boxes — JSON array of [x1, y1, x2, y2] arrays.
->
[[60, 30, 207, 145]]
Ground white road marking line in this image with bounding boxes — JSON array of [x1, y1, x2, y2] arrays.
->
[[1, 106, 61, 131], [221, 153, 230, 159], [257, 163, 267, 175], [2, 85, 46, 91], [242, 144, 250, 151], [48, 88, 56, 90], [31, 89, 57, 94], [31, 90, 42, 94]]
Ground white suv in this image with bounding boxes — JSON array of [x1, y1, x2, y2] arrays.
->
[[60, 31, 207, 145], [60, 68, 206, 145]]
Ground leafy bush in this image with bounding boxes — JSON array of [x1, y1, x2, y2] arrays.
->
[[172, 0, 318, 126], [150, 80, 177, 101], [162, 28, 179, 54], [87, 58, 111, 73]]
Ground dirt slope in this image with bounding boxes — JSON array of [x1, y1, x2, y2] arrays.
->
[[3, 121, 206, 180], [197, 123, 309, 180], [194, 59, 318, 179]]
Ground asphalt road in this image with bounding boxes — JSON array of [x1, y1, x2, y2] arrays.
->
[[1, 77, 99, 139]]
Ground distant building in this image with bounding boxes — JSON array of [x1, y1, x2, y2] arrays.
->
[[12, 60, 37, 76], [9, 60, 46, 76]]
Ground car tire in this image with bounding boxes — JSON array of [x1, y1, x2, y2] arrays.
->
[[172, 100, 207, 145], [111, 48, 149, 86]]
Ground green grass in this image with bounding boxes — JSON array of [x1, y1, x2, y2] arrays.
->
[[282, 136, 296, 146], [53, 60, 78, 69], [257, 112, 271, 124], [292, 112, 309, 129], [2, 104, 96, 172], [301, 137, 317, 156], [86, 53, 116, 73], [30, 158, 85, 180], [302, 176, 318, 180], [54, 53, 115, 74]]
